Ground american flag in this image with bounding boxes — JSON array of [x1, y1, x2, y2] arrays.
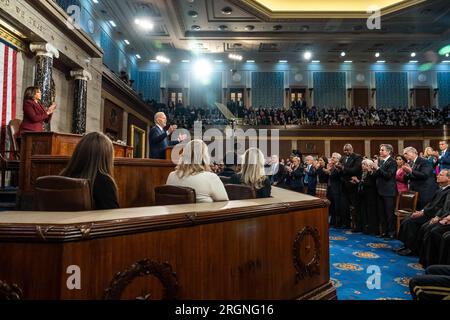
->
[[0, 41, 17, 154]]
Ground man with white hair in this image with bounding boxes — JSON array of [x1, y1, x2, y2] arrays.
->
[[149, 112, 186, 159], [402, 146, 437, 210], [304, 155, 317, 195]]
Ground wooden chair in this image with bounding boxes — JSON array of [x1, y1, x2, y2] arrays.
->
[[395, 191, 419, 235], [0, 119, 21, 189], [154, 185, 196, 205], [34, 176, 93, 211], [224, 184, 256, 200]]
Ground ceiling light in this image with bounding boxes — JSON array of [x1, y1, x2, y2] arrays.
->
[[344, 60, 352, 63], [446, 53, 450, 57], [303, 51, 312, 60], [278, 60, 288, 63], [228, 53, 243, 61], [193, 59, 213, 81], [109, 20, 116, 27], [135, 18, 153, 30], [340, 51, 346, 57], [92, 0, 99, 3], [376, 60, 385, 63], [246, 60, 255, 63], [409, 60, 418, 63], [311, 60, 320, 63], [149, 60, 157, 63], [375, 52, 380, 58], [181, 60, 190, 63], [214, 60, 223, 63], [124, 39, 130, 45], [136, 54, 141, 59], [442, 60, 450, 63], [411, 52, 416, 57]]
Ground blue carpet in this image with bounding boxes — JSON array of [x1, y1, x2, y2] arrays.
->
[[329, 228, 424, 300]]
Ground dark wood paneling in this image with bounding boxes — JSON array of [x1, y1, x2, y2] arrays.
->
[[104, 99, 124, 140], [404, 140, 424, 154], [370, 140, 398, 158], [353, 88, 369, 108], [298, 140, 325, 157], [279, 140, 292, 160], [330, 140, 365, 156]]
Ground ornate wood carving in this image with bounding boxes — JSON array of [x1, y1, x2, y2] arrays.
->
[[293, 226, 321, 282], [103, 259, 179, 300], [0, 280, 23, 300]]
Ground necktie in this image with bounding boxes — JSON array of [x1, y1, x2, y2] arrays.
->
[[379, 159, 385, 167]]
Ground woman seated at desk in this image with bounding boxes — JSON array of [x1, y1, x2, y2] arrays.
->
[[60, 132, 119, 210], [166, 139, 229, 203], [230, 148, 271, 198]]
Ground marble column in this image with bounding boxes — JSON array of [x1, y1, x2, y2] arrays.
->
[[70, 70, 92, 134], [30, 43, 59, 132]]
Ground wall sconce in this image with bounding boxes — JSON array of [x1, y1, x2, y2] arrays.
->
[[409, 88, 414, 98], [308, 88, 313, 98], [347, 88, 352, 98], [371, 88, 376, 98]]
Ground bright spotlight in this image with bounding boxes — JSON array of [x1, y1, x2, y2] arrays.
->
[[411, 52, 416, 57], [193, 59, 213, 83], [340, 51, 346, 57], [303, 51, 312, 60], [375, 52, 380, 58]]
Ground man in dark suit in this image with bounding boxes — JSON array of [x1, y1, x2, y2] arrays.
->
[[303, 155, 317, 196], [371, 144, 398, 239], [298, 93, 307, 118], [397, 169, 450, 256], [337, 144, 362, 230], [149, 112, 185, 159], [267, 155, 285, 186], [402, 146, 438, 210], [437, 140, 450, 171]]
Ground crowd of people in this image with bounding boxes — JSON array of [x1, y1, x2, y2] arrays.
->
[[156, 103, 448, 129]]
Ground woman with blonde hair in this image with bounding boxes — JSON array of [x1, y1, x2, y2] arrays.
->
[[166, 139, 229, 203], [424, 146, 438, 176], [60, 132, 119, 209], [230, 147, 271, 198]]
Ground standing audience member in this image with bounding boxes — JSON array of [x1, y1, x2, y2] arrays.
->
[[395, 155, 409, 193], [372, 144, 398, 239], [325, 153, 343, 227], [316, 156, 329, 198], [424, 146, 438, 176], [19, 86, 57, 134], [230, 148, 271, 198], [287, 156, 304, 193], [303, 155, 317, 196], [167, 140, 229, 203], [402, 146, 437, 210], [60, 132, 119, 210], [436, 140, 450, 172]]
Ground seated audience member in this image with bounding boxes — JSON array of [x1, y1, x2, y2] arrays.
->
[[166, 139, 229, 203], [397, 169, 450, 256], [402, 146, 438, 210], [354, 159, 379, 235], [60, 132, 119, 210], [230, 148, 271, 198], [303, 155, 317, 196], [395, 155, 409, 193], [419, 200, 450, 267], [220, 152, 238, 178], [409, 265, 450, 300], [287, 156, 304, 193]]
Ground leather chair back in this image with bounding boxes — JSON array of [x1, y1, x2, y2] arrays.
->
[[224, 184, 256, 200], [219, 176, 231, 184], [396, 191, 419, 212], [7, 119, 21, 160], [34, 176, 93, 211], [154, 185, 196, 205]]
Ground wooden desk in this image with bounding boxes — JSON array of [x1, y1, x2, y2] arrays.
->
[[0, 188, 335, 300]]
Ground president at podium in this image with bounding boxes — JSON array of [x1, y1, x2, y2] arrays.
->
[[149, 112, 186, 159]]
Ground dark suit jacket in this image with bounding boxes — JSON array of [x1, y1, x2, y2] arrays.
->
[[422, 186, 450, 218], [19, 99, 51, 134], [289, 166, 304, 191], [149, 125, 178, 159], [341, 153, 363, 191], [328, 168, 342, 195], [230, 173, 271, 198], [405, 156, 438, 206], [439, 150, 450, 170], [304, 165, 317, 191], [373, 156, 397, 197]]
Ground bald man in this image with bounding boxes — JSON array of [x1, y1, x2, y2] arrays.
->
[[149, 112, 184, 159]]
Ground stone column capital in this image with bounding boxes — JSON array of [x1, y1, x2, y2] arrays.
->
[[70, 69, 92, 81], [30, 43, 60, 59]]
